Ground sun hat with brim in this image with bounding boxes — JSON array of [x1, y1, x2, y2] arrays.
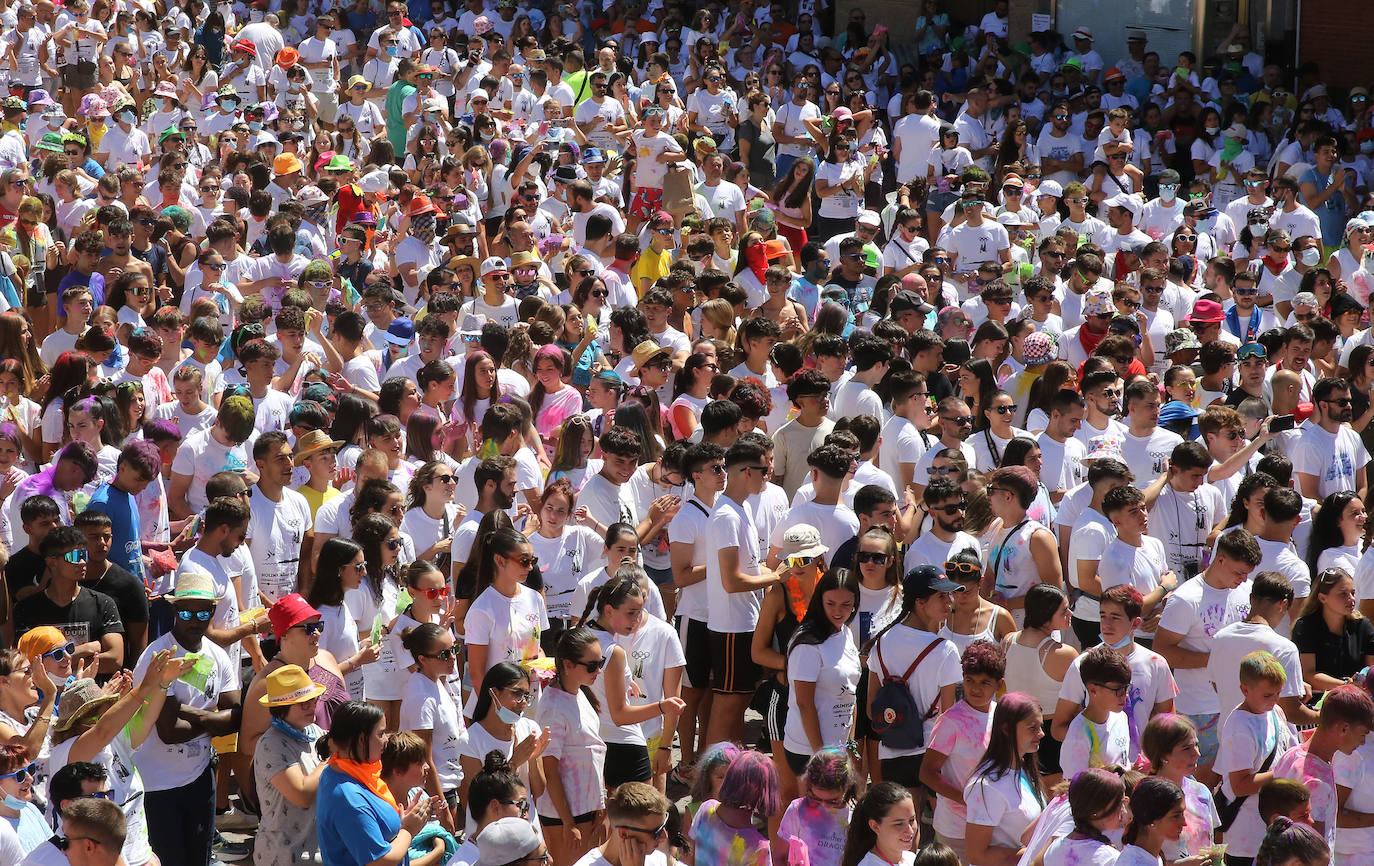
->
[[34, 133, 63, 153], [1186, 298, 1225, 324], [26, 89, 56, 109], [446, 255, 480, 275], [268, 593, 323, 641], [171, 570, 222, 603], [509, 250, 541, 269], [631, 340, 671, 372], [324, 154, 355, 172], [293, 429, 345, 465], [1085, 434, 1126, 462], [258, 664, 327, 706], [1165, 328, 1202, 354], [232, 38, 257, 56], [158, 126, 185, 144], [780, 524, 827, 560], [1022, 331, 1058, 366], [53, 678, 119, 734]]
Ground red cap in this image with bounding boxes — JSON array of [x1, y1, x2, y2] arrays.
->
[[268, 593, 321, 641]]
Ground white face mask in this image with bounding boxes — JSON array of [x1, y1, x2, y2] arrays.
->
[[1301, 247, 1322, 267]]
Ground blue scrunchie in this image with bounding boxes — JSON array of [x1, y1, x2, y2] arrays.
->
[[409, 823, 459, 866]]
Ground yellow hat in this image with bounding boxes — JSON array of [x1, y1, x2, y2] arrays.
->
[[257, 664, 327, 706]]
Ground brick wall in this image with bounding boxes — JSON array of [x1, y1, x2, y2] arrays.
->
[[1298, 0, 1374, 87]]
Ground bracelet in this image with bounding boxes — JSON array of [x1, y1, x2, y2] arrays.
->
[[657, 746, 672, 752]]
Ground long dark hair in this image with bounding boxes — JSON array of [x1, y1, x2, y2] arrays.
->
[[1123, 776, 1183, 847], [788, 568, 860, 652], [1222, 471, 1278, 530], [307, 538, 363, 609], [455, 510, 516, 600], [399, 621, 446, 663], [579, 571, 645, 629], [354, 513, 398, 605], [470, 662, 531, 725], [331, 393, 378, 446], [467, 751, 524, 827], [553, 626, 601, 712], [961, 358, 999, 430], [1307, 490, 1361, 576], [839, 782, 912, 866], [1067, 767, 1125, 846], [472, 527, 533, 599]]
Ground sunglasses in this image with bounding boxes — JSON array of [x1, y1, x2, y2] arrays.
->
[[993, 404, 1018, 415], [424, 648, 458, 661], [386, 538, 403, 550], [507, 554, 539, 568], [176, 609, 213, 622], [940, 415, 973, 426], [42, 641, 78, 662], [944, 560, 980, 576], [928, 465, 958, 476], [855, 551, 890, 565], [575, 657, 607, 673], [0, 762, 38, 783], [929, 501, 967, 515], [419, 585, 452, 600], [785, 555, 818, 569], [63, 549, 88, 564], [291, 621, 326, 636]]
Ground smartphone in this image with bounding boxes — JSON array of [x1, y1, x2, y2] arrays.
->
[[1269, 414, 1296, 432]]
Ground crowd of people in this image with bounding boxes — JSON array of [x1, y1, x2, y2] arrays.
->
[[0, 0, 1365, 864]]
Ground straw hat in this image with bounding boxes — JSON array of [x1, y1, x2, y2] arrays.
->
[[257, 664, 327, 706], [53, 678, 119, 734]]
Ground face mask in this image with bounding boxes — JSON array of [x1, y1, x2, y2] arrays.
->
[[292, 119, 304, 130], [1159, 184, 1177, 201], [492, 691, 524, 724], [250, 8, 264, 21], [1204, 125, 1220, 135], [1, 794, 24, 810], [222, 99, 238, 111], [118, 111, 135, 125], [1301, 247, 1322, 267], [1362, 141, 1374, 155], [386, 44, 400, 57], [1196, 216, 1215, 234], [1106, 632, 1132, 649], [248, 120, 263, 132], [45, 113, 62, 128]]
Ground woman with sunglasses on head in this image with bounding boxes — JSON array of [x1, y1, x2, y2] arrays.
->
[[538, 626, 609, 865], [306, 537, 383, 701], [939, 549, 1015, 655], [459, 663, 549, 836], [464, 526, 549, 714], [398, 619, 465, 834]]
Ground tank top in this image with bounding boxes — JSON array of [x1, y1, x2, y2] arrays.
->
[[309, 662, 350, 729], [1003, 632, 1064, 711], [939, 605, 1001, 656]]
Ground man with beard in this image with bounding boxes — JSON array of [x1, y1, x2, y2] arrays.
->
[[911, 397, 978, 497], [1294, 377, 1369, 500], [1073, 368, 1128, 451], [1036, 388, 1087, 504], [904, 477, 981, 572]]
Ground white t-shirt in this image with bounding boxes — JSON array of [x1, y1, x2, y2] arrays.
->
[[893, 111, 941, 183], [1216, 707, 1297, 857], [870, 624, 960, 759], [1158, 575, 1253, 715], [1207, 620, 1304, 733], [1120, 428, 1183, 488], [1098, 535, 1170, 637], [246, 485, 312, 604], [399, 671, 468, 791], [1334, 736, 1374, 854], [1148, 484, 1227, 581], [463, 584, 548, 672], [1291, 421, 1369, 499], [964, 767, 1045, 854], [1059, 710, 1130, 778], [614, 615, 685, 741], [131, 633, 234, 790], [527, 525, 605, 622], [782, 627, 861, 756], [1058, 642, 1177, 761], [170, 425, 256, 514], [666, 495, 713, 624], [1042, 836, 1119, 866], [705, 495, 764, 634]]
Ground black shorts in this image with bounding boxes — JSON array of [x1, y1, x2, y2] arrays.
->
[[762, 679, 787, 743], [1037, 718, 1063, 776], [603, 742, 652, 787], [855, 668, 873, 739], [708, 629, 759, 694], [678, 616, 711, 690], [539, 811, 598, 827], [880, 752, 925, 789], [784, 749, 811, 777]]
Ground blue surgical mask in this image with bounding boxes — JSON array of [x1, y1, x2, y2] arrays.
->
[[248, 120, 263, 132], [222, 99, 239, 111], [1159, 184, 1177, 201], [1106, 632, 1132, 649], [1, 794, 25, 810], [1196, 216, 1215, 234], [494, 701, 523, 725], [118, 111, 135, 125], [386, 44, 400, 57]]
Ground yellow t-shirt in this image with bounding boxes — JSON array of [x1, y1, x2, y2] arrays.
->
[[296, 483, 341, 521], [629, 247, 673, 297]]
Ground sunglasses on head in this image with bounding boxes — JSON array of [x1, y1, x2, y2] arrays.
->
[[63, 549, 88, 564], [1237, 342, 1267, 360], [944, 560, 980, 576], [176, 609, 213, 622]]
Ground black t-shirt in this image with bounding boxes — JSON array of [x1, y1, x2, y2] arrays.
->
[[4, 548, 45, 604], [1292, 611, 1374, 683], [83, 563, 148, 667], [12, 586, 124, 649]]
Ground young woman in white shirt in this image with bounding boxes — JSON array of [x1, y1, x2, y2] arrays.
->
[[1041, 768, 1127, 866], [963, 692, 1049, 866], [398, 620, 465, 834], [837, 781, 918, 866], [1115, 776, 1188, 866], [458, 662, 548, 837]]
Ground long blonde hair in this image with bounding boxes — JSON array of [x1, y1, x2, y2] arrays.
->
[[699, 298, 737, 344]]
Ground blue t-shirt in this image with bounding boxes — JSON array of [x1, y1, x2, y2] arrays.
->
[[316, 766, 406, 866], [1301, 166, 1348, 247], [4, 802, 49, 854], [56, 269, 105, 318], [84, 483, 143, 587]]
